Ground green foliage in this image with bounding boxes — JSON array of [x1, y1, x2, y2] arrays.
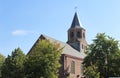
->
[[84, 65, 100, 78], [1, 48, 26, 78], [24, 40, 62, 78], [83, 33, 120, 77], [0, 53, 5, 78]]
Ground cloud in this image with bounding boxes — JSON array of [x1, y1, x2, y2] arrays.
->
[[12, 30, 38, 36]]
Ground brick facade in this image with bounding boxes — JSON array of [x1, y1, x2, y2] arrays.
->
[[59, 54, 84, 78]]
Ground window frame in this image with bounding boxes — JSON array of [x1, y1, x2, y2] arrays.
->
[[71, 61, 75, 74], [77, 31, 81, 38], [70, 32, 74, 38]]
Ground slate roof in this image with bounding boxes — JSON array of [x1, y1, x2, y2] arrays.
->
[[40, 34, 86, 59], [71, 12, 82, 28]]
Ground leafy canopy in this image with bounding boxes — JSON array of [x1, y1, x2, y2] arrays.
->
[[83, 33, 120, 78], [1, 48, 26, 78], [25, 39, 63, 78], [0, 53, 5, 77]]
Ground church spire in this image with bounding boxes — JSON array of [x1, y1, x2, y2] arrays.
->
[[71, 12, 82, 28], [67, 12, 87, 52]]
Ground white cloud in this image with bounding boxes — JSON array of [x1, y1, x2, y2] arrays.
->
[[12, 30, 39, 36], [12, 30, 28, 35]]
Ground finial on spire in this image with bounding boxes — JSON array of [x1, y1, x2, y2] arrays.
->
[[74, 6, 78, 12]]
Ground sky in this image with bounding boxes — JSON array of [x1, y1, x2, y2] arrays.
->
[[0, 0, 120, 56]]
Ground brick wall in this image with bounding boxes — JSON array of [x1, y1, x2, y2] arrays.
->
[[59, 54, 83, 78]]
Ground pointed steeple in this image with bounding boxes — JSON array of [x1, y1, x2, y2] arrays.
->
[[67, 12, 87, 52], [71, 12, 82, 28]]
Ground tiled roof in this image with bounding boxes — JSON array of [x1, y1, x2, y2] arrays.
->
[[40, 34, 86, 59]]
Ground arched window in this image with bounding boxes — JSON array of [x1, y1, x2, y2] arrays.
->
[[71, 61, 75, 74], [70, 32, 74, 38], [77, 31, 82, 38], [77, 31, 81, 38]]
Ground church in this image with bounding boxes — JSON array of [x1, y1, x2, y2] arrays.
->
[[28, 12, 87, 78]]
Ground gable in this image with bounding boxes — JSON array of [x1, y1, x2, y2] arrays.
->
[[28, 34, 86, 59]]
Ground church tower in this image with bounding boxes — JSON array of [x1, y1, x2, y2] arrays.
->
[[67, 12, 87, 53]]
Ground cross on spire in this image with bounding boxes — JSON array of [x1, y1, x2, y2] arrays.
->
[[75, 6, 78, 12]]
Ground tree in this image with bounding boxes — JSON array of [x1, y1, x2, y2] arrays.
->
[[1, 48, 26, 78], [84, 65, 100, 78], [24, 40, 62, 78], [0, 53, 5, 78], [83, 33, 120, 78]]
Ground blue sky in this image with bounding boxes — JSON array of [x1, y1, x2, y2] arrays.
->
[[0, 0, 120, 56]]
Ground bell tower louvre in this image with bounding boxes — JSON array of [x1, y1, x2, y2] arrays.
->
[[67, 12, 87, 53]]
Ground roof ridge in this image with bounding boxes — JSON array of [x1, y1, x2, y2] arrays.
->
[[40, 34, 86, 59]]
